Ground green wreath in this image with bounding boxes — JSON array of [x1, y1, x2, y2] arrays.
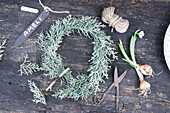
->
[[20, 15, 117, 100]]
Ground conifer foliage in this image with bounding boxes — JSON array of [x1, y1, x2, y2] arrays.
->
[[20, 15, 117, 100]]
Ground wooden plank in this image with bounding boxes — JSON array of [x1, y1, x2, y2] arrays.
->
[[0, 0, 169, 112]]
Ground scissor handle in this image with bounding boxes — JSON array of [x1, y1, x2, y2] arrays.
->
[[94, 83, 115, 104], [94, 94, 105, 104]]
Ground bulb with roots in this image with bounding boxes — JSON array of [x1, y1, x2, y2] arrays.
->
[[138, 79, 151, 98], [137, 64, 154, 78]]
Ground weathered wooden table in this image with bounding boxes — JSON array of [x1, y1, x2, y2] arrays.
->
[[0, 0, 170, 112]]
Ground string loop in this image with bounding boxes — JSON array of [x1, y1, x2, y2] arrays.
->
[[39, 0, 69, 13]]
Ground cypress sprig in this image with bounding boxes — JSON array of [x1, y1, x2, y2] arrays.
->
[[19, 54, 43, 76], [28, 80, 46, 105]]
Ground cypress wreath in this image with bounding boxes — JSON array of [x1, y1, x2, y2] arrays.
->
[[19, 15, 117, 100]]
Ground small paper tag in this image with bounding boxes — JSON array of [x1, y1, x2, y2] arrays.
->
[[13, 10, 49, 48], [21, 6, 39, 13]]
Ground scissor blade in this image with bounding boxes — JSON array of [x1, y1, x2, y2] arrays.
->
[[114, 67, 119, 111], [118, 70, 127, 83], [114, 66, 119, 87]]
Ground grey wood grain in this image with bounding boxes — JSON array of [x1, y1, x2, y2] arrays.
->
[[0, 0, 169, 112]]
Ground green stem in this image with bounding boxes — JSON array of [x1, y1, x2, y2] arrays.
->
[[130, 36, 137, 64], [130, 30, 140, 64], [122, 58, 136, 68], [118, 39, 137, 67], [130, 30, 144, 80], [135, 68, 144, 81], [118, 30, 144, 81]]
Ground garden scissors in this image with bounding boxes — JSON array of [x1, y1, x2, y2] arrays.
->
[[94, 67, 127, 111]]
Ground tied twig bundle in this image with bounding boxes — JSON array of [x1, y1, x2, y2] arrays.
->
[[102, 7, 129, 33]]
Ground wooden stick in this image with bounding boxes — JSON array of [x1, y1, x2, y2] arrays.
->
[[46, 68, 70, 91]]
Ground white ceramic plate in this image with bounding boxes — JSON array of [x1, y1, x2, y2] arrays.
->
[[164, 25, 170, 70]]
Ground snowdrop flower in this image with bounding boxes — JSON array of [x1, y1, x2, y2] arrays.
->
[[138, 31, 145, 38]]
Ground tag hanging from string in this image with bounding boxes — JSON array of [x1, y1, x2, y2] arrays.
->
[[13, 0, 69, 48]]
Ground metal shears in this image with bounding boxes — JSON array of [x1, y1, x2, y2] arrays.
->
[[94, 67, 127, 111]]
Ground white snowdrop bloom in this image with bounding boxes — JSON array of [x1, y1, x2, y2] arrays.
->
[[138, 31, 145, 38]]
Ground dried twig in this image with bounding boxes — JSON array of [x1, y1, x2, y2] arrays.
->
[[46, 68, 70, 91]]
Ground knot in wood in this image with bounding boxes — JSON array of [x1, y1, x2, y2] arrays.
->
[[102, 7, 129, 33]]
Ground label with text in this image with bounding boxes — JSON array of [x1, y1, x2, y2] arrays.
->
[[13, 10, 49, 48]]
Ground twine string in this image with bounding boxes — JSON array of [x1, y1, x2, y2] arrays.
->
[[39, 0, 69, 13], [102, 7, 129, 33]]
